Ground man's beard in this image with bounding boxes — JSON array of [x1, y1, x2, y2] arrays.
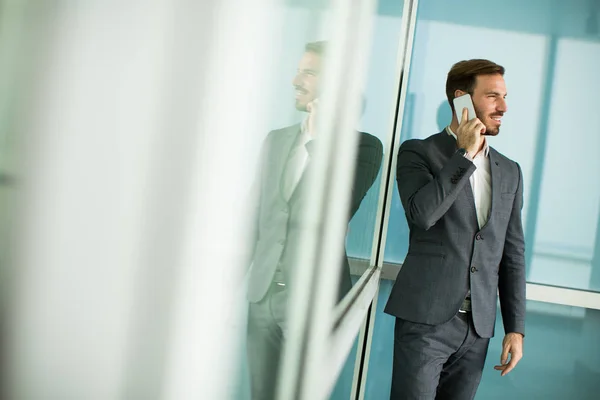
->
[[483, 122, 500, 136], [474, 106, 501, 136], [295, 101, 308, 112]]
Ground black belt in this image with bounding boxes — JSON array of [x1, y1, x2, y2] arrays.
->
[[459, 297, 472, 313]]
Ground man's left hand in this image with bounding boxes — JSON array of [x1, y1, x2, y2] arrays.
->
[[494, 332, 523, 376]]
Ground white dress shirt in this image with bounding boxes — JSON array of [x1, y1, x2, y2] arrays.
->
[[281, 118, 312, 201], [446, 126, 492, 229]]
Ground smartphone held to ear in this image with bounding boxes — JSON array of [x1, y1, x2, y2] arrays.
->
[[453, 94, 476, 124]]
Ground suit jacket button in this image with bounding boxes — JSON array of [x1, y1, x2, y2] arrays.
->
[[476, 234, 483, 240], [451, 178, 457, 184], [471, 266, 478, 273]]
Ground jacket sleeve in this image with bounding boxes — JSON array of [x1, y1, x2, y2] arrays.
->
[[348, 133, 384, 218], [241, 132, 272, 271], [396, 139, 476, 230], [498, 162, 526, 336]]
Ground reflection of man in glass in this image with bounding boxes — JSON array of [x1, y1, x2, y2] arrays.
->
[[245, 41, 382, 400], [385, 59, 525, 400]]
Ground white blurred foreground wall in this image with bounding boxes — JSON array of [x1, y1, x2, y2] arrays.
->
[[1, 1, 278, 399]]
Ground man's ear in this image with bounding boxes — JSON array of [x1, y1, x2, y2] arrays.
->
[[454, 89, 467, 98]]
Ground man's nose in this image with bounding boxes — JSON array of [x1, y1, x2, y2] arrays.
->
[[498, 97, 507, 112], [292, 73, 302, 87]]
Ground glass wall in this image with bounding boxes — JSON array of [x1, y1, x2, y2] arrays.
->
[[234, 1, 358, 398], [345, 0, 406, 263], [234, 0, 395, 398]]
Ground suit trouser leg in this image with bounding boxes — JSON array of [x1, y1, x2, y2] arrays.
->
[[390, 312, 489, 400], [436, 313, 490, 400], [247, 286, 287, 400]]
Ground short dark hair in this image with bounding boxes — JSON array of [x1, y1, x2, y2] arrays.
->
[[446, 59, 505, 111], [305, 40, 326, 56]]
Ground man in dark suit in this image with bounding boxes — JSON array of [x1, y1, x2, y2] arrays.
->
[[384, 59, 526, 400], [245, 41, 383, 400]]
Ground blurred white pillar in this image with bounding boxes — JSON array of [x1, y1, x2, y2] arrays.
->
[[5, 0, 278, 399], [160, 1, 279, 400]]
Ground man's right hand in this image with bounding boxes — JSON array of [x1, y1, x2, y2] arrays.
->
[[456, 107, 485, 158]]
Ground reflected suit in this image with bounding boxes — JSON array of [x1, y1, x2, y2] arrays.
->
[[246, 122, 382, 400]]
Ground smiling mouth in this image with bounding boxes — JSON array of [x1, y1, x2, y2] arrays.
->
[[491, 116, 503, 124]]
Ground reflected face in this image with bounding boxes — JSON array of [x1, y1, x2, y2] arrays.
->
[[292, 51, 321, 111], [470, 74, 508, 136]]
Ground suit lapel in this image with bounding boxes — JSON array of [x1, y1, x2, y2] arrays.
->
[[274, 124, 301, 202], [485, 148, 502, 228], [463, 180, 480, 228]]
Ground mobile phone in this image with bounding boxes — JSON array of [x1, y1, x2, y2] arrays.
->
[[453, 94, 476, 124]]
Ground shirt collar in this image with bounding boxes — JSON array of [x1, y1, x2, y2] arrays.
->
[[445, 126, 489, 157]]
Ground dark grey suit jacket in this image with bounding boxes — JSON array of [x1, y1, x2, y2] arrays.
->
[[384, 130, 526, 339], [247, 124, 383, 303]]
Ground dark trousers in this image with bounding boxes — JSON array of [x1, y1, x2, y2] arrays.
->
[[246, 284, 288, 400], [390, 312, 490, 400]]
